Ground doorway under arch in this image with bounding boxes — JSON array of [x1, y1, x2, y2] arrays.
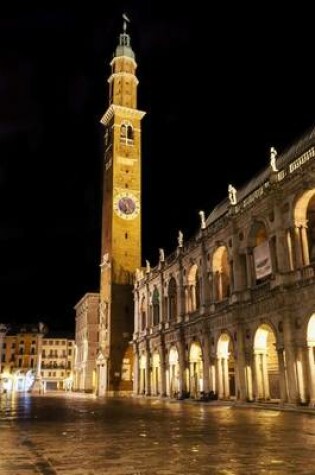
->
[[168, 346, 180, 397], [217, 333, 235, 399], [253, 323, 280, 400], [188, 342, 203, 398]]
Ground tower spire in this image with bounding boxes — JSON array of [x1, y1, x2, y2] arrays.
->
[[115, 13, 135, 59]]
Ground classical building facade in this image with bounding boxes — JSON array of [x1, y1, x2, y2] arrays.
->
[[0, 323, 74, 393], [73, 293, 99, 392], [133, 129, 315, 406]]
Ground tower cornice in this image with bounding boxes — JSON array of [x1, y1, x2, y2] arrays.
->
[[100, 105, 146, 126], [110, 56, 137, 68]]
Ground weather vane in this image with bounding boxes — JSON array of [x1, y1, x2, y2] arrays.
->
[[122, 13, 130, 33]]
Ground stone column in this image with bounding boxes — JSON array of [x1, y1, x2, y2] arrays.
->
[[245, 249, 253, 288], [200, 237, 211, 311], [177, 338, 186, 397], [300, 225, 310, 266], [261, 353, 270, 399], [145, 347, 151, 396], [253, 352, 262, 400], [159, 345, 166, 396], [307, 346, 315, 406], [216, 357, 223, 399], [177, 254, 185, 322], [295, 346, 306, 403], [31, 324, 44, 394], [286, 229, 294, 271], [134, 290, 139, 334], [133, 345, 139, 396], [236, 326, 247, 401], [277, 348, 287, 404], [202, 336, 210, 394], [282, 315, 299, 404], [294, 226, 304, 269], [223, 357, 230, 398]]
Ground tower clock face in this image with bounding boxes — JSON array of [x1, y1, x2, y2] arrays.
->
[[113, 192, 140, 220]]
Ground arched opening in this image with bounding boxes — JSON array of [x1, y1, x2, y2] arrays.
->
[[217, 333, 235, 399], [213, 246, 230, 300], [151, 351, 160, 395], [188, 341, 203, 398], [168, 278, 177, 321], [140, 296, 146, 331], [187, 264, 200, 312], [249, 222, 272, 283], [169, 346, 180, 397], [253, 324, 279, 400], [152, 287, 160, 326]]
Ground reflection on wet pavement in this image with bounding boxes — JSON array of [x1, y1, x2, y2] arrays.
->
[[0, 393, 315, 474]]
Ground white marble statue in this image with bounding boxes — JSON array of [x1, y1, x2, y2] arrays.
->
[[228, 184, 237, 205], [159, 248, 165, 262], [145, 259, 151, 273], [270, 146, 278, 172], [199, 210, 206, 230], [177, 230, 183, 248]]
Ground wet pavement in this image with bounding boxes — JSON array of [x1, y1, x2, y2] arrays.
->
[[1, 393, 315, 474]]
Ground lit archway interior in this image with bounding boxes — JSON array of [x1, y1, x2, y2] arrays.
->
[[212, 246, 230, 300], [151, 351, 160, 395], [169, 346, 179, 397], [217, 333, 235, 398], [253, 324, 279, 399], [188, 342, 203, 397]]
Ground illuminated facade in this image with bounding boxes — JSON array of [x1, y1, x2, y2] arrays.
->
[[133, 129, 315, 406], [73, 293, 99, 392], [41, 335, 74, 391], [95, 18, 145, 396], [0, 324, 74, 393]]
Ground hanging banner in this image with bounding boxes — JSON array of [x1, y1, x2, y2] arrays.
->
[[253, 240, 272, 280]]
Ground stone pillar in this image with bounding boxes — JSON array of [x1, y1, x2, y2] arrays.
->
[[295, 346, 306, 403], [133, 345, 139, 396], [307, 346, 315, 406], [134, 290, 139, 334], [145, 348, 151, 396], [245, 364, 253, 401], [286, 229, 294, 271], [282, 316, 299, 404], [200, 237, 211, 310], [245, 249, 253, 288], [191, 285, 196, 312], [277, 348, 287, 404], [216, 357, 223, 399], [223, 357, 230, 398], [202, 336, 210, 394], [253, 352, 262, 400], [300, 226, 310, 266], [236, 326, 247, 401], [159, 345, 166, 396], [177, 338, 186, 396], [294, 226, 304, 269], [177, 255, 185, 322], [261, 353, 270, 399]]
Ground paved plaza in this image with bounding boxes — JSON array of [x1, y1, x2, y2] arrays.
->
[[1, 393, 315, 474]]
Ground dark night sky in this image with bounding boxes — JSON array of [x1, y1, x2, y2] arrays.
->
[[0, 2, 314, 332]]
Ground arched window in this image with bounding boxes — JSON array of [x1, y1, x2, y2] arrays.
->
[[140, 296, 146, 331], [120, 121, 134, 145], [187, 264, 200, 312], [152, 287, 160, 326], [213, 246, 230, 300], [307, 195, 315, 262], [168, 278, 177, 321]]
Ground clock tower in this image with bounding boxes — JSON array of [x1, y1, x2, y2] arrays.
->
[[96, 17, 145, 395]]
